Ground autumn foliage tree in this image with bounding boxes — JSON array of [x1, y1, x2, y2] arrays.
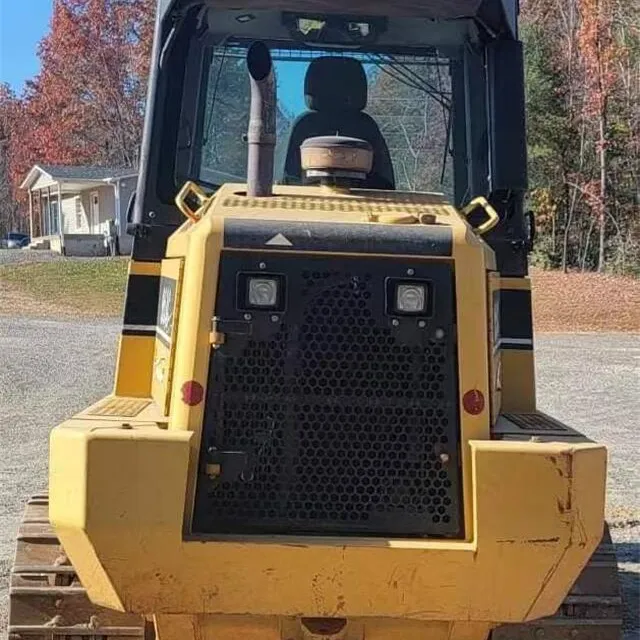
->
[[0, 0, 154, 225], [521, 0, 639, 274], [576, 0, 619, 272]]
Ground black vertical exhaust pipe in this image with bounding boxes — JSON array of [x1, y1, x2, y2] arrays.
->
[[247, 41, 276, 198]]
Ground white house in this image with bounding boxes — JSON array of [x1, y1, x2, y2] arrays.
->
[[20, 165, 138, 256]]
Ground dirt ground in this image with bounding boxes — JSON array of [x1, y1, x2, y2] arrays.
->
[[532, 268, 640, 332], [0, 251, 637, 331]]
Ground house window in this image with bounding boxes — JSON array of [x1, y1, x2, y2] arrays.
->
[[75, 198, 83, 229]]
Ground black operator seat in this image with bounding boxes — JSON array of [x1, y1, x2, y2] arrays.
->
[[283, 57, 396, 190]]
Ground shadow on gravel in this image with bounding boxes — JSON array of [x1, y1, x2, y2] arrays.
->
[[619, 568, 639, 638], [616, 542, 640, 563]]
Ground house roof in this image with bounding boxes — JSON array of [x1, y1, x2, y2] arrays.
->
[[20, 164, 138, 190]]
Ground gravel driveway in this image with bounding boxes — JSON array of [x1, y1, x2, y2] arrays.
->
[[0, 319, 637, 636], [0, 249, 65, 266]]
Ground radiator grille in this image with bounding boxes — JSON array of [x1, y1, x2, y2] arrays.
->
[[193, 254, 462, 537]]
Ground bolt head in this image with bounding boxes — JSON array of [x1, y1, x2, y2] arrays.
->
[[435, 328, 445, 339], [244, 313, 252, 321], [271, 315, 279, 323], [418, 320, 427, 328], [407, 268, 415, 276], [259, 262, 267, 270], [392, 319, 400, 327]]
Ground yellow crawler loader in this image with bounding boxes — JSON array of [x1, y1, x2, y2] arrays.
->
[[9, 2, 622, 640]]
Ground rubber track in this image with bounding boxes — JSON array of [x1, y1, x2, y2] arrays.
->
[[8, 496, 151, 640]]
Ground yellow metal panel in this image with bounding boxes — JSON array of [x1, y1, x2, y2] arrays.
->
[[129, 261, 162, 277], [88, 397, 151, 417], [113, 335, 155, 398], [151, 258, 184, 416], [487, 271, 501, 422], [499, 276, 531, 290], [50, 421, 606, 624], [151, 339, 171, 412], [48, 425, 125, 611], [173, 183, 460, 228], [498, 277, 536, 413], [113, 260, 161, 398], [500, 350, 537, 413], [153, 615, 490, 640], [167, 214, 224, 527], [450, 224, 492, 541]]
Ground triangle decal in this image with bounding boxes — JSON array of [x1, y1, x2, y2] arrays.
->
[[266, 233, 293, 247]]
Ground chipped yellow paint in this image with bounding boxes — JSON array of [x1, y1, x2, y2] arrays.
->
[[50, 419, 606, 625]]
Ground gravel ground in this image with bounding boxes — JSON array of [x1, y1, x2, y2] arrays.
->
[[0, 320, 637, 636], [0, 249, 65, 265]]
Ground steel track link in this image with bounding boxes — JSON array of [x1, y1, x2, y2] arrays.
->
[[8, 496, 152, 640]]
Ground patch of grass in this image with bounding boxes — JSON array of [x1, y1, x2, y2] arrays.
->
[[0, 258, 129, 317]]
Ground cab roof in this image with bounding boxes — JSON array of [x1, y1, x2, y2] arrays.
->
[[161, 0, 519, 39]]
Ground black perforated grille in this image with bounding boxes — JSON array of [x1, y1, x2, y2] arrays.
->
[[193, 253, 462, 538]]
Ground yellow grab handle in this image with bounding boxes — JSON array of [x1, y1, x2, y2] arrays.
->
[[461, 197, 500, 235], [175, 181, 211, 222]]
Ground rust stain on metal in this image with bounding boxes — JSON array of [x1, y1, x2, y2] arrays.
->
[[525, 537, 561, 544]]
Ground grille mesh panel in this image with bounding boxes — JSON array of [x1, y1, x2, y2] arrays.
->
[[194, 254, 462, 537]]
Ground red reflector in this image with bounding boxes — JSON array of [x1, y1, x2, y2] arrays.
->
[[181, 381, 204, 406], [463, 389, 485, 415]]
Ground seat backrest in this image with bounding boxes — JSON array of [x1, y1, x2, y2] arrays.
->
[[283, 57, 395, 190]]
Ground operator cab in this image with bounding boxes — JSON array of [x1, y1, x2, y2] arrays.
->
[[163, 8, 468, 211], [136, 1, 528, 273]]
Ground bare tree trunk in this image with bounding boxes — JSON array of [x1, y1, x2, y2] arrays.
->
[[582, 215, 596, 272], [597, 114, 607, 272], [562, 178, 573, 273]]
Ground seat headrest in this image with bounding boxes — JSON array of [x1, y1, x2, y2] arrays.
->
[[305, 57, 367, 112]]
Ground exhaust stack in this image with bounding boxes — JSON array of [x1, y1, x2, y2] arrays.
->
[[247, 41, 276, 198]]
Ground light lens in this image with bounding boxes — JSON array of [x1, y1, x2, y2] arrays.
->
[[248, 278, 279, 307], [396, 284, 426, 313]]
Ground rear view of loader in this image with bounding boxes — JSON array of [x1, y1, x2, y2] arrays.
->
[[9, 1, 623, 640]]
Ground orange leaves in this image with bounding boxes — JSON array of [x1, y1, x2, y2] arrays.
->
[[576, 0, 620, 119]]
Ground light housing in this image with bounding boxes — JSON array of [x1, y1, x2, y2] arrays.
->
[[396, 284, 426, 314], [248, 278, 279, 307], [386, 278, 434, 317], [237, 272, 286, 312]]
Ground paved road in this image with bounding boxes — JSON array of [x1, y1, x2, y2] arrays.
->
[[0, 319, 637, 635]]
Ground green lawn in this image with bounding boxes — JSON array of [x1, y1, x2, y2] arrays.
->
[[0, 258, 129, 317]]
